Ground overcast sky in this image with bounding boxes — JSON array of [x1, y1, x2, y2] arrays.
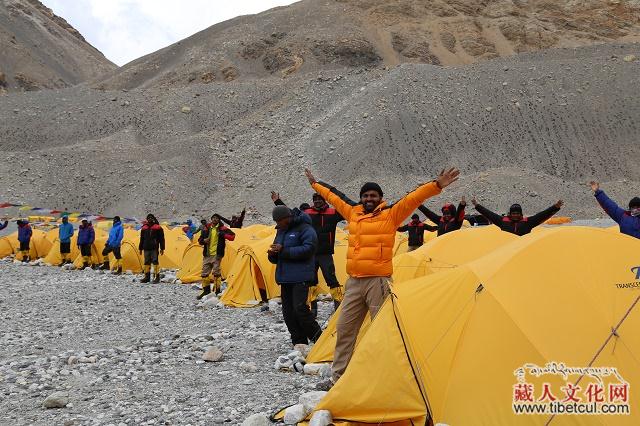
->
[[41, 0, 298, 66]]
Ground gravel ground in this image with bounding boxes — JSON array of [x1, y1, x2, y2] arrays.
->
[[0, 259, 334, 425]]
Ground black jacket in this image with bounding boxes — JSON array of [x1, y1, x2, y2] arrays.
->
[[198, 223, 236, 258], [274, 198, 343, 255], [397, 220, 437, 246], [220, 209, 246, 229], [139, 222, 165, 251], [474, 204, 560, 236], [418, 203, 466, 236]]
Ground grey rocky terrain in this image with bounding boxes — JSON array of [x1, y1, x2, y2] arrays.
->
[[0, 259, 334, 425], [0, 0, 116, 93]]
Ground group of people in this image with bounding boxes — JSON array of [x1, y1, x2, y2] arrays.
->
[[2, 173, 639, 392], [265, 170, 640, 392]]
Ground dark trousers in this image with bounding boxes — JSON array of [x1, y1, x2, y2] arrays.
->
[[144, 249, 159, 265], [102, 245, 121, 259], [280, 282, 322, 345], [19, 241, 30, 251], [312, 254, 339, 287], [79, 245, 92, 257], [60, 242, 71, 254]]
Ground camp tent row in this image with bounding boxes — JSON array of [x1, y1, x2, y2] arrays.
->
[[300, 227, 640, 425]]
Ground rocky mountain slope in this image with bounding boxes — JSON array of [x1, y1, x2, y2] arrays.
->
[[95, 0, 640, 90], [1, 43, 639, 220], [0, 0, 116, 93]]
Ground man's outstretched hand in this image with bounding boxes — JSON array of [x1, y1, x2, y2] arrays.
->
[[471, 196, 478, 207], [589, 181, 600, 193], [270, 191, 280, 203], [436, 168, 460, 189], [460, 196, 467, 206], [554, 200, 564, 209], [304, 169, 317, 185]]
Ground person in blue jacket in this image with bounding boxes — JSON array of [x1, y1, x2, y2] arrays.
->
[[0, 218, 8, 231], [101, 216, 124, 274], [77, 219, 95, 269], [58, 215, 75, 266], [182, 219, 198, 242], [268, 205, 322, 348], [16, 219, 32, 262], [591, 181, 640, 239]]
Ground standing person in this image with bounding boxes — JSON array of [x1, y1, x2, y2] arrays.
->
[[590, 181, 640, 238], [220, 208, 246, 229], [101, 216, 124, 274], [268, 205, 322, 350], [471, 197, 563, 236], [16, 219, 32, 262], [182, 219, 198, 242], [197, 214, 235, 299], [271, 191, 345, 313], [58, 215, 74, 266], [138, 214, 165, 283], [77, 219, 95, 268], [397, 213, 437, 251], [418, 197, 467, 236], [306, 167, 460, 390]]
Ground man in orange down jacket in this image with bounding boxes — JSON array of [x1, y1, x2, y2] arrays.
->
[[306, 167, 460, 390]]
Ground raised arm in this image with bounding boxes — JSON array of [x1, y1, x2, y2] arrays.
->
[[527, 201, 563, 228], [397, 225, 409, 232], [219, 216, 232, 226], [456, 197, 467, 224], [389, 168, 459, 226], [307, 169, 356, 220], [591, 182, 625, 224], [423, 223, 439, 232], [271, 191, 286, 207], [418, 205, 441, 223], [473, 198, 504, 226]]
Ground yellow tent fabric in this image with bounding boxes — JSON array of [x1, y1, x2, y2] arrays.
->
[[0, 229, 52, 260], [315, 227, 640, 425], [43, 234, 81, 266], [307, 227, 516, 364], [220, 229, 349, 308], [176, 243, 205, 283], [158, 225, 191, 269], [111, 229, 145, 273]]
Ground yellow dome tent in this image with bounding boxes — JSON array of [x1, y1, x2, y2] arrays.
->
[[220, 229, 350, 308], [72, 228, 108, 268], [313, 227, 640, 425], [306, 227, 518, 364], [0, 229, 52, 260]]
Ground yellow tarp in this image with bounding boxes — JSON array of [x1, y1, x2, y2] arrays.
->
[[316, 227, 640, 425], [0, 229, 52, 260], [307, 227, 516, 364]]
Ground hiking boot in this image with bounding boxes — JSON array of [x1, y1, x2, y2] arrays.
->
[[315, 377, 335, 391], [99, 261, 110, 271], [114, 266, 122, 275], [196, 285, 211, 300], [310, 300, 318, 319], [82, 262, 89, 269], [22, 257, 29, 263], [140, 272, 151, 283], [153, 273, 161, 284]]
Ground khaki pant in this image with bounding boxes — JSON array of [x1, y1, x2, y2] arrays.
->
[[201, 256, 221, 278], [332, 276, 391, 382]]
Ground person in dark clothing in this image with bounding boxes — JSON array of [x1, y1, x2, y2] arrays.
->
[[220, 208, 246, 229], [16, 219, 32, 262], [77, 219, 95, 268], [0, 218, 8, 231], [271, 190, 345, 313], [268, 206, 322, 348], [397, 213, 437, 251], [418, 197, 467, 236], [197, 214, 236, 299], [138, 214, 165, 283], [590, 181, 640, 239], [471, 197, 563, 236]]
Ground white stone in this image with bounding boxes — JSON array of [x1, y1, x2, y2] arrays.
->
[[303, 363, 325, 375], [240, 362, 258, 373], [43, 392, 69, 409], [283, 404, 306, 425], [241, 413, 272, 426], [309, 410, 332, 426], [202, 347, 223, 362], [299, 391, 327, 413]]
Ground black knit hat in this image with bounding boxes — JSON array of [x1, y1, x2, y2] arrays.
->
[[629, 197, 640, 209], [360, 182, 383, 198], [509, 204, 523, 214], [272, 206, 292, 222], [411, 214, 419, 220], [312, 193, 324, 201], [113, 216, 121, 223]]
